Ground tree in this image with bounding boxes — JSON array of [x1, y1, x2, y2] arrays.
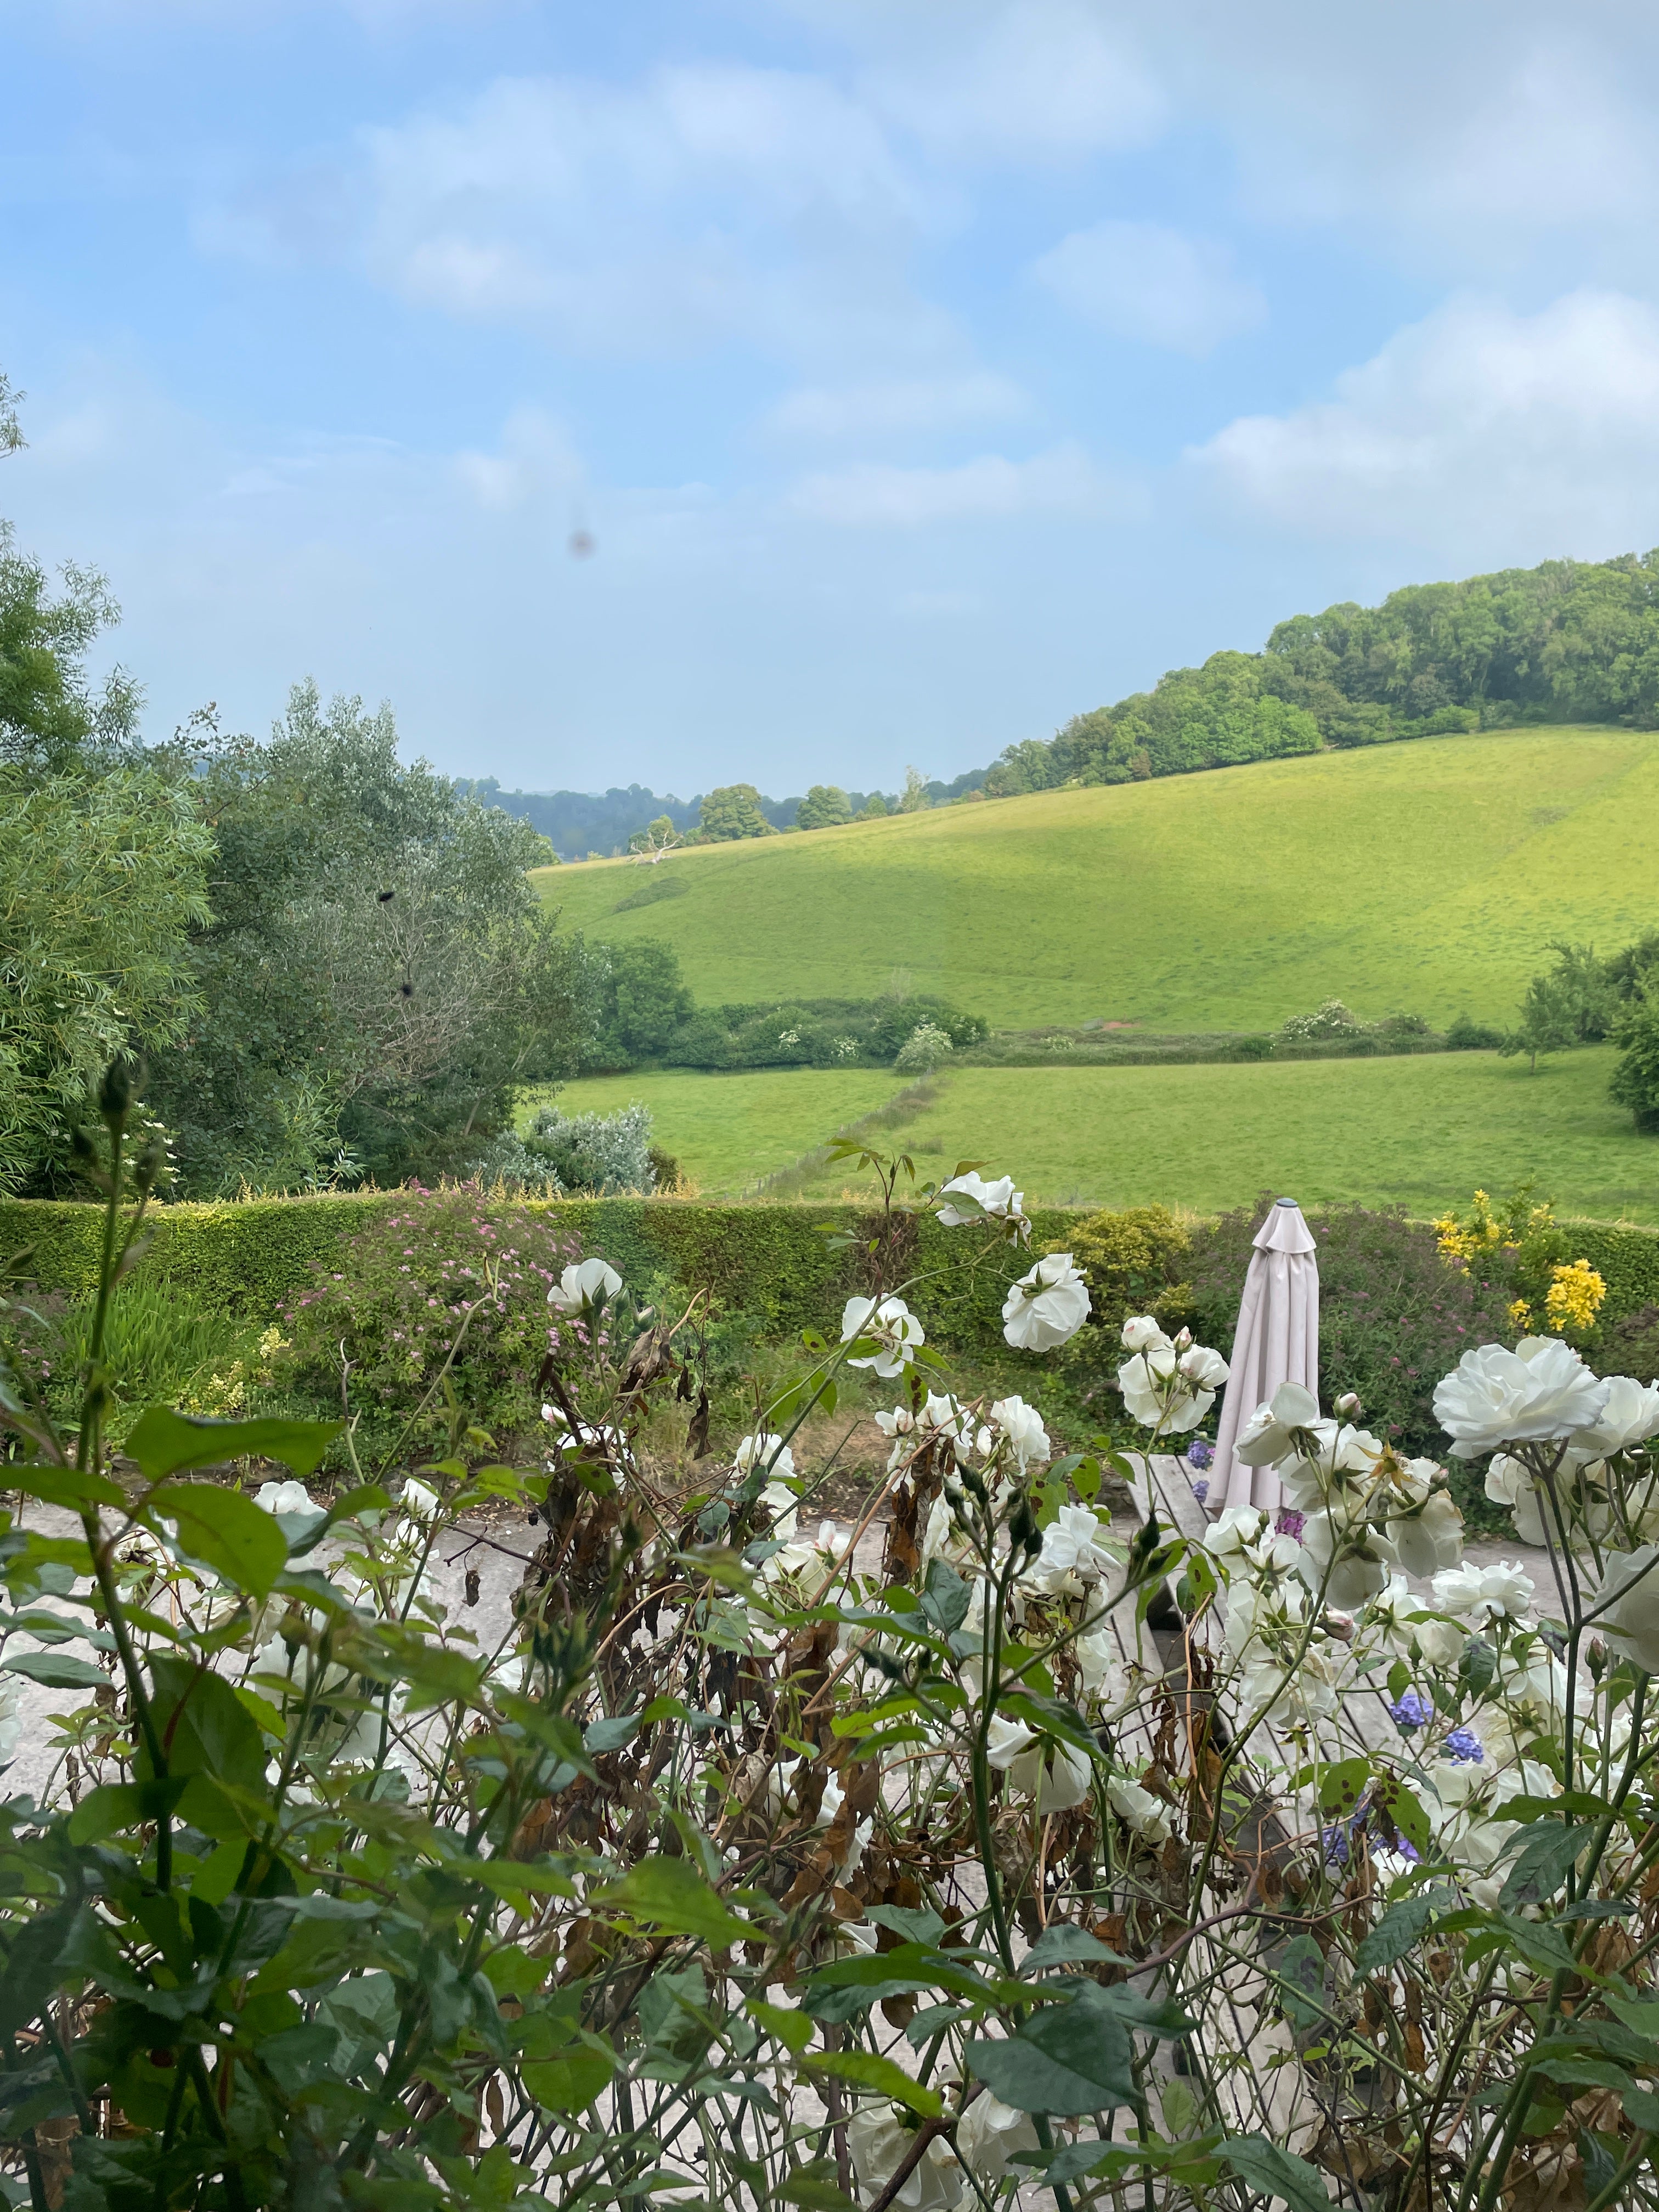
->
[[590, 938, 694, 1065], [1500, 968, 1578, 1073], [795, 784, 852, 830], [858, 793, 889, 819], [698, 783, 773, 840], [899, 765, 932, 813], [1611, 985, 1659, 1131], [0, 764, 212, 1190], [141, 684, 597, 1192]]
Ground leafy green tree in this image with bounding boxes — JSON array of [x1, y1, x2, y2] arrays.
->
[[697, 782, 773, 840], [1611, 985, 1659, 1131], [142, 684, 596, 1191], [795, 784, 852, 830], [590, 938, 695, 1065], [899, 765, 932, 813], [858, 792, 889, 818], [0, 764, 212, 1190], [1500, 968, 1578, 1073]]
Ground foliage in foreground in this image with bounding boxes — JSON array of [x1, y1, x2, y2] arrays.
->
[[1, 1087, 1658, 2210]]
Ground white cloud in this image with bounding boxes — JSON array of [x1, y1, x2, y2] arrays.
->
[[859, 0, 1166, 161], [1190, 289, 1659, 560], [1031, 219, 1264, 354], [764, 371, 1027, 439], [452, 408, 583, 511], [334, 66, 940, 359], [789, 442, 1103, 525]]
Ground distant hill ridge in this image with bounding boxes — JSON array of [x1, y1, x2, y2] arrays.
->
[[488, 549, 1659, 850]]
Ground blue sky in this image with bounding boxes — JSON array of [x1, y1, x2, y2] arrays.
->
[[4, 0, 1659, 794]]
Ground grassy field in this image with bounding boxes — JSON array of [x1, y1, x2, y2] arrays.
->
[[532, 727, 1659, 1032], [544, 1048, 1659, 1222], [521, 1069, 905, 1194]]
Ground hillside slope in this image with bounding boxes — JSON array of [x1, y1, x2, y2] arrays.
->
[[532, 727, 1659, 1030]]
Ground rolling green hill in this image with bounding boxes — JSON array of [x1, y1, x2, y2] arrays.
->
[[532, 727, 1659, 1032]]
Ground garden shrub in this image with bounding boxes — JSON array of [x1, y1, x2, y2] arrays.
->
[[894, 1019, 953, 1073], [1600, 1300, 1659, 1381], [1043, 1205, 1195, 1407], [466, 1099, 656, 1194], [1, 1280, 272, 1445], [280, 1186, 583, 1458]]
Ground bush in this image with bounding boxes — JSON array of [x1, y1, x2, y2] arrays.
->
[[1, 1280, 268, 1443], [894, 1019, 953, 1073], [1184, 1196, 1515, 1521], [1600, 1300, 1659, 1381], [1221, 1033, 1274, 1060], [1446, 1010, 1504, 1050], [282, 1186, 582, 1455], [1280, 997, 1367, 1041], [469, 1100, 656, 1195]]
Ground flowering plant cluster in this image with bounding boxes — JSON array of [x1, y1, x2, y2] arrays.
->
[[2, 1073, 1658, 2212]]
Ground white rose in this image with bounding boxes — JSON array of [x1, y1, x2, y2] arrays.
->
[[548, 1257, 624, 1312], [1121, 1314, 1170, 1353], [735, 1432, 795, 1482], [1432, 1559, 1536, 1626], [989, 1395, 1050, 1468], [956, 2091, 1039, 2185], [1414, 1615, 1467, 1667], [1593, 1543, 1659, 1672], [1484, 1453, 1549, 1547], [1074, 1624, 1116, 1699], [1006, 1739, 1093, 1812], [1381, 1489, 1465, 1579], [1299, 1509, 1392, 1608], [848, 2104, 963, 2211], [1571, 1373, 1659, 1458], [1180, 1344, 1229, 1392], [1002, 1254, 1092, 1353], [253, 1478, 315, 1517], [1205, 1505, 1271, 1557], [1032, 1503, 1116, 1592], [1432, 1337, 1609, 1457], [842, 1294, 926, 1378], [938, 1170, 1030, 1243], [1106, 1774, 1172, 1842], [400, 1478, 441, 1521], [1117, 1342, 1215, 1434], [1233, 1381, 1323, 1468]]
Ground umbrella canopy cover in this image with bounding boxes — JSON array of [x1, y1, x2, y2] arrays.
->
[[1210, 1198, 1319, 1514]]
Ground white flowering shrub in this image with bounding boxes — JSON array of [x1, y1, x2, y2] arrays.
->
[[2, 1068, 1657, 2209], [894, 1022, 954, 1074], [470, 1098, 657, 1194]]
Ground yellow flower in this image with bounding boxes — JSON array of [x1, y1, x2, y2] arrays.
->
[[1544, 1259, 1606, 1336], [1508, 1298, 1533, 1331]]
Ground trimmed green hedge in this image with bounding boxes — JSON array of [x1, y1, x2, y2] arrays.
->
[[0, 1192, 1092, 1357], [6, 1192, 1659, 1353]]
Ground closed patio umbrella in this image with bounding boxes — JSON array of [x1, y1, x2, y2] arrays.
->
[[1211, 1197, 1319, 1516]]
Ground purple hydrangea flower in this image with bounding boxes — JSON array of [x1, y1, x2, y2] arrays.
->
[[1187, 1440, 1214, 1471], [1276, 1508, 1306, 1541], [1322, 1823, 1351, 1869], [1390, 1690, 1430, 1731], [1189, 1477, 1210, 1506], [1389, 1835, 1421, 1864], [1446, 1728, 1484, 1764]]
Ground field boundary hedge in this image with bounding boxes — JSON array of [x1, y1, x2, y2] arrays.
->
[[7, 1192, 1659, 1348]]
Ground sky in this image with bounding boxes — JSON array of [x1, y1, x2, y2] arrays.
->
[[5, 0, 1659, 795]]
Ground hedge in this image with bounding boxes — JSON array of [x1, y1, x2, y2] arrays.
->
[[6, 1192, 1659, 1352], [0, 1192, 1093, 1359]]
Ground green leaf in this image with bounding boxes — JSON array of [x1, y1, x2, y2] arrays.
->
[[997, 1690, 1099, 1760], [919, 1559, 971, 1635], [153, 1482, 287, 1601], [1223, 2136, 1334, 2212], [127, 1408, 341, 1483], [597, 1858, 751, 1949], [1500, 1821, 1591, 1909], [808, 2050, 941, 2118], [1623, 2084, 1659, 2133], [965, 1984, 1137, 2115], [1371, 1773, 1432, 1859], [585, 1713, 642, 1754], [1355, 1893, 1439, 1978], [12, 1468, 124, 1511], [778, 2164, 859, 2211], [1022, 1925, 1131, 1974], [1, 1651, 106, 1690], [1314, 1757, 1370, 1818], [747, 1999, 813, 2055], [67, 1778, 186, 1845], [523, 2042, 615, 2113]]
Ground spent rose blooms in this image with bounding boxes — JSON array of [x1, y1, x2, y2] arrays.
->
[[548, 1257, 624, 1313], [936, 1169, 1030, 1243], [840, 1294, 925, 1377], [1432, 1336, 1610, 1457], [1002, 1252, 1092, 1352]]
